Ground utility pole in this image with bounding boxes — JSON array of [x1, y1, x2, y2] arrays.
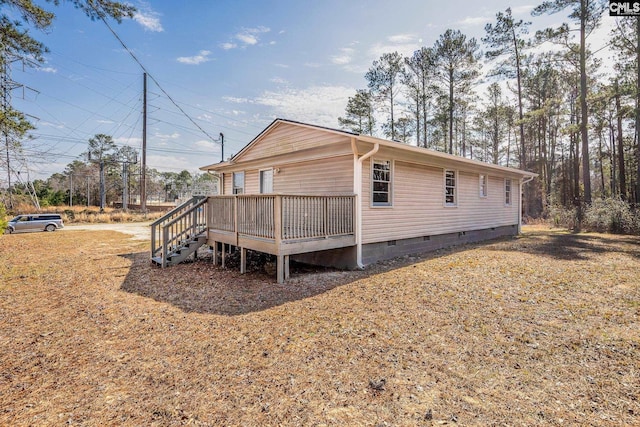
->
[[1, 46, 16, 210], [220, 132, 224, 162], [141, 72, 147, 212], [69, 174, 73, 207], [1, 44, 38, 211], [121, 154, 137, 210]]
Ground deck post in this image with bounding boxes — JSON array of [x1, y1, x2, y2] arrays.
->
[[161, 225, 168, 268], [284, 255, 290, 280], [240, 247, 247, 274], [276, 255, 286, 284], [221, 243, 226, 268], [212, 241, 218, 265], [274, 195, 286, 282]]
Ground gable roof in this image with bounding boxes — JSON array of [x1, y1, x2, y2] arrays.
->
[[200, 118, 537, 179]]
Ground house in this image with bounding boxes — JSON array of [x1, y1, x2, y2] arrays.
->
[[152, 118, 536, 283]]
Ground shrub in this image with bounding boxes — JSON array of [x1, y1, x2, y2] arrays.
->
[[584, 198, 636, 234], [548, 204, 578, 230]]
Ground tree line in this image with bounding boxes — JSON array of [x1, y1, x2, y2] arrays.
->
[[7, 133, 215, 210], [339, 1, 640, 220]]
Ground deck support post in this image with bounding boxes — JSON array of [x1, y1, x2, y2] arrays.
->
[[212, 241, 218, 265], [221, 243, 226, 268], [276, 255, 289, 284], [240, 247, 247, 274]]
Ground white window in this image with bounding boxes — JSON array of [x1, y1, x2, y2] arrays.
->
[[445, 169, 457, 206], [479, 174, 488, 198], [260, 169, 273, 194], [372, 160, 392, 206], [232, 171, 244, 194], [505, 179, 512, 206]]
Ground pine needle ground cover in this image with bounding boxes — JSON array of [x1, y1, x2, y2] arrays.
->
[[1, 226, 638, 426]]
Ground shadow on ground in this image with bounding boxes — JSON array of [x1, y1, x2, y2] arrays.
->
[[118, 240, 479, 316], [492, 229, 640, 261], [118, 249, 378, 316], [119, 230, 639, 316]]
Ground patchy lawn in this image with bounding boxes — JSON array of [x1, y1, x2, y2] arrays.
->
[[0, 226, 638, 426]]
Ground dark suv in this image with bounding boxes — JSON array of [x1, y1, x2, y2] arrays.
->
[[6, 214, 65, 233]]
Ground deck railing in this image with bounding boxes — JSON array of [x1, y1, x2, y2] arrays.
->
[[207, 194, 355, 244]]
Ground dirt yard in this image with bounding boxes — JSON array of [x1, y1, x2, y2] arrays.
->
[[0, 226, 638, 426]]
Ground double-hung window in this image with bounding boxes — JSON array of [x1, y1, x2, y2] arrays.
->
[[232, 171, 245, 194], [479, 174, 488, 198], [260, 169, 273, 194], [445, 169, 457, 206], [505, 179, 512, 206], [372, 160, 392, 206]]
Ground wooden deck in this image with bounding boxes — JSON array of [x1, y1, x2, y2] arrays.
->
[[206, 194, 356, 282]]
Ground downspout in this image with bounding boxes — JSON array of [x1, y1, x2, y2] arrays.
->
[[519, 175, 535, 234], [206, 170, 222, 195], [352, 138, 379, 268]]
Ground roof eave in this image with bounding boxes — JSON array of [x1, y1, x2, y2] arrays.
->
[[356, 134, 538, 178]]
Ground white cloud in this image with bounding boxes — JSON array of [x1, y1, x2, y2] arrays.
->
[[223, 96, 252, 104], [274, 63, 289, 68], [457, 16, 490, 26], [510, 5, 535, 15], [194, 140, 219, 151], [198, 113, 213, 122], [223, 26, 271, 49], [155, 131, 180, 140], [39, 67, 57, 73], [236, 33, 258, 45], [364, 33, 421, 63], [253, 85, 354, 128], [40, 121, 65, 129], [388, 34, 415, 44], [177, 50, 212, 65], [270, 77, 288, 84], [220, 42, 237, 50], [133, 5, 163, 32], [331, 47, 355, 65]]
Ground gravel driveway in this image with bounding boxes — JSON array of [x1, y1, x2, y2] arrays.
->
[[64, 221, 152, 241]]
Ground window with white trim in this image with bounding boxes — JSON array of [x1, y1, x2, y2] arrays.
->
[[445, 169, 457, 206], [505, 179, 512, 206], [260, 169, 273, 194], [479, 174, 488, 198], [232, 171, 244, 194], [372, 160, 392, 206]]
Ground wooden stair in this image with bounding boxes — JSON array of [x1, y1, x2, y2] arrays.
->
[[150, 196, 208, 268], [151, 232, 207, 266]]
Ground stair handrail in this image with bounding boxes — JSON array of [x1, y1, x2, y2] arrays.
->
[[158, 197, 208, 267], [151, 196, 205, 261]]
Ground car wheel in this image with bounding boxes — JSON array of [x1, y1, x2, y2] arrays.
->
[[45, 224, 56, 232]]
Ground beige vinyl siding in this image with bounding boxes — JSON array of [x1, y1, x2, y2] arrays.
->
[[361, 159, 520, 244], [223, 172, 232, 195], [245, 170, 259, 194], [239, 125, 351, 162], [275, 155, 353, 194], [221, 155, 353, 195]]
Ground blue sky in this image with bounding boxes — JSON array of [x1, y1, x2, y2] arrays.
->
[[8, 0, 614, 181]]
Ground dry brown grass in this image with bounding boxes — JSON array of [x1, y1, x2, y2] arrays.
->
[[0, 225, 638, 426]]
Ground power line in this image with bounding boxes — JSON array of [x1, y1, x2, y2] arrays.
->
[[95, 11, 220, 145]]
